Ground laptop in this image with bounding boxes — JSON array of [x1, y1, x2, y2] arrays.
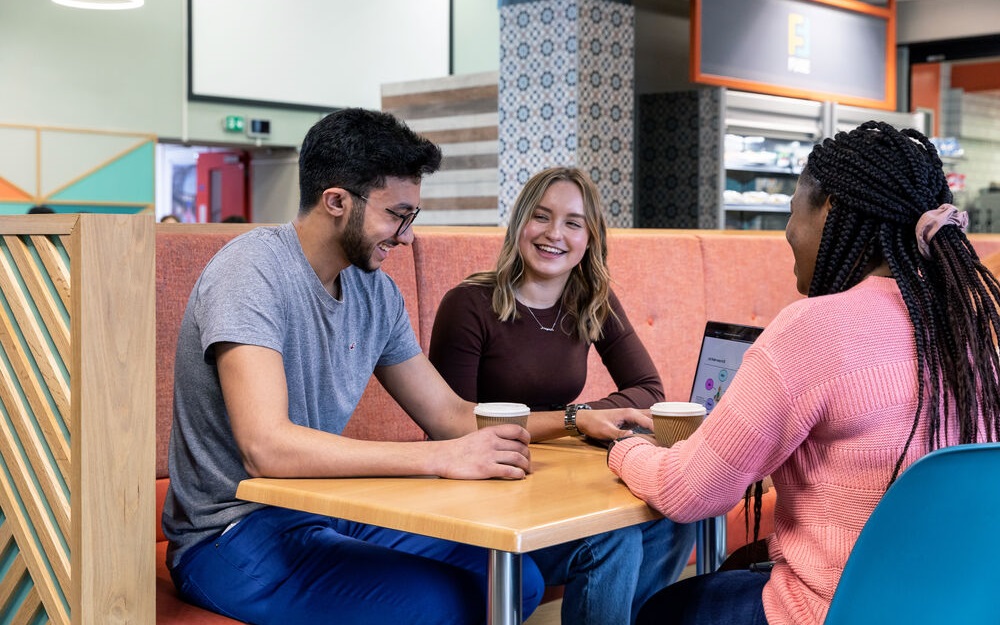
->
[[587, 321, 762, 445], [688, 321, 763, 415], [687, 321, 764, 572]]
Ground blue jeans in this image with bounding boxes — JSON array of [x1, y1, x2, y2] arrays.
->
[[171, 506, 545, 625], [529, 518, 696, 625], [636, 569, 771, 625]]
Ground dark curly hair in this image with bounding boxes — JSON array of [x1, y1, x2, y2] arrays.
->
[[297, 108, 442, 213]]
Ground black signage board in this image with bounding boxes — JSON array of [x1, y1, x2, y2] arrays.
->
[[693, 0, 895, 110]]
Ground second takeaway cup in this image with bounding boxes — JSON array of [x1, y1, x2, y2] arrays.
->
[[650, 401, 706, 447], [474, 402, 530, 430]]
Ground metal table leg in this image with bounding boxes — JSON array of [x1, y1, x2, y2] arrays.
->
[[695, 515, 728, 575], [488, 550, 523, 625]]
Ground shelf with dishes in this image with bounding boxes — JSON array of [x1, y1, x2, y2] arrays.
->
[[724, 187, 793, 229], [723, 134, 805, 227], [723, 209, 791, 231], [723, 189, 791, 213], [724, 204, 791, 214], [725, 133, 812, 174], [727, 164, 802, 176], [714, 91, 928, 231]]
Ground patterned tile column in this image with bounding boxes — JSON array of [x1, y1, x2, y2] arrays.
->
[[498, 0, 634, 227]]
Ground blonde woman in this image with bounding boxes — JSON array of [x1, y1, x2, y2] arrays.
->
[[429, 167, 695, 624]]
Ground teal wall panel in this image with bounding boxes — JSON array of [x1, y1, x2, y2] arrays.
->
[[49, 142, 154, 205], [0, 203, 146, 216], [0, 204, 34, 216]]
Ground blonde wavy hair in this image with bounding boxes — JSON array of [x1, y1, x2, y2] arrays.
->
[[463, 167, 616, 343]]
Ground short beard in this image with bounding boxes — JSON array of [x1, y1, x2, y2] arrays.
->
[[342, 202, 378, 273]]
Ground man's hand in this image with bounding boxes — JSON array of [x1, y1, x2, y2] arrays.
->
[[431, 424, 532, 480], [576, 408, 654, 442]]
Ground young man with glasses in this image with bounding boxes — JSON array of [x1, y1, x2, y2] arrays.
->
[[161, 108, 545, 624]]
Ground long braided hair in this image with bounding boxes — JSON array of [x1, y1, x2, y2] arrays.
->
[[743, 121, 1000, 551]]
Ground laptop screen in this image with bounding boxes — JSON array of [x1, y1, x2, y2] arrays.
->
[[689, 321, 763, 415]]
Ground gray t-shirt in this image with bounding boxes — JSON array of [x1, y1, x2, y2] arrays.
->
[[163, 222, 421, 568]]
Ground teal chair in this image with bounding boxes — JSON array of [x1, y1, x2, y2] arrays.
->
[[825, 443, 1000, 624]]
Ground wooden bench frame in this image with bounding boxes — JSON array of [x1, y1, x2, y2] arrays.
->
[[0, 214, 154, 625]]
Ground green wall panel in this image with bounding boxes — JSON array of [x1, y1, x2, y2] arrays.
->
[[49, 142, 153, 205]]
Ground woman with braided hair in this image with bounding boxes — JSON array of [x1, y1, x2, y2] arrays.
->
[[607, 120, 1000, 625]]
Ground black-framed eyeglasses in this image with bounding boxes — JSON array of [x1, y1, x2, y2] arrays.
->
[[348, 190, 421, 237]]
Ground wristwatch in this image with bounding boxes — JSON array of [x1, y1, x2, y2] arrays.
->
[[563, 403, 591, 436], [607, 435, 636, 464]]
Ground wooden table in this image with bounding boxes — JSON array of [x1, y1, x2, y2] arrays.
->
[[236, 440, 661, 625]]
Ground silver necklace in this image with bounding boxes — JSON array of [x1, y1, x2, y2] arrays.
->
[[523, 300, 563, 332]]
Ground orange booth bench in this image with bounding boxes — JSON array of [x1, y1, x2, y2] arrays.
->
[[153, 224, 1000, 623], [5, 217, 994, 624]]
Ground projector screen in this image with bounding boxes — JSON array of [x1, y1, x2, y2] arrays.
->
[[189, 0, 451, 111]]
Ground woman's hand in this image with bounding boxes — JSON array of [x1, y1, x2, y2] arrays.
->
[[575, 407, 654, 441]]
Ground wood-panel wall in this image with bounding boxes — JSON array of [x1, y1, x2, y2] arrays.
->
[[382, 72, 500, 226], [0, 214, 154, 624]]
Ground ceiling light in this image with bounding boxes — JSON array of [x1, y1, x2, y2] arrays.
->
[[52, 0, 144, 9]]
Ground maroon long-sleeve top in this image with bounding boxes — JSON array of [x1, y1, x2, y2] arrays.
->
[[428, 283, 663, 411]]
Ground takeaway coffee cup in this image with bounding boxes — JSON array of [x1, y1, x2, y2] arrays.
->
[[474, 402, 530, 430], [650, 402, 706, 447]]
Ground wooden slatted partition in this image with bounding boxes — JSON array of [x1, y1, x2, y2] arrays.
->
[[382, 71, 500, 226], [0, 214, 154, 625]]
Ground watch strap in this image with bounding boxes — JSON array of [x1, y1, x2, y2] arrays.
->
[[607, 434, 636, 464], [564, 403, 591, 436]]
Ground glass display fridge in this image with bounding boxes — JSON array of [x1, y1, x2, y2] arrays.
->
[[719, 90, 928, 230]]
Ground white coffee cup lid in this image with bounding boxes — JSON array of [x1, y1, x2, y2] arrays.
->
[[650, 401, 707, 417], [474, 402, 530, 417]]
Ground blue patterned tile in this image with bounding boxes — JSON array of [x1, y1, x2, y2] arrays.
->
[[499, 0, 635, 227]]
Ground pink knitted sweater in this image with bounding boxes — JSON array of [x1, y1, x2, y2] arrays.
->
[[610, 277, 956, 625]]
